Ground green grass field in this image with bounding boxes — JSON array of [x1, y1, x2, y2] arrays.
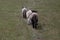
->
[[0, 0, 60, 40]]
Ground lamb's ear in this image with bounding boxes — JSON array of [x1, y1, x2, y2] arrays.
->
[[31, 10, 38, 13], [22, 6, 24, 8], [22, 6, 25, 8]]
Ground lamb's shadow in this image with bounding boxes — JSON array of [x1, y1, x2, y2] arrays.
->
[[36, 23, 45, 30]]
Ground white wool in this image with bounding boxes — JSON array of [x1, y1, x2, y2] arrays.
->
[[26, 10, 32, 18], [27, 12, 38, 24], [22, 7, 27, 13], [29, 12, 38, 19]]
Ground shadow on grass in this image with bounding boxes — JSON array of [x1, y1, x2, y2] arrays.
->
[[36, 22, 45, 30]]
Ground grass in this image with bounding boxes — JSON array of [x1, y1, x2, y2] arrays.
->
[[0, 0, 60, 40]]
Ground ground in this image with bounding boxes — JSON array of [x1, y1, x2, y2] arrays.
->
[[0, 0, 60, 40]]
